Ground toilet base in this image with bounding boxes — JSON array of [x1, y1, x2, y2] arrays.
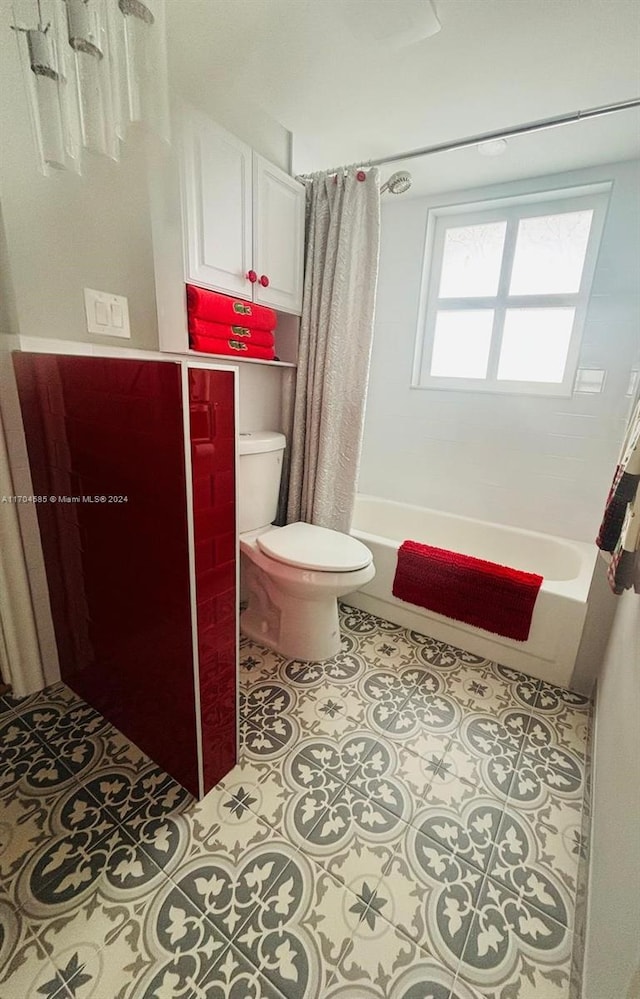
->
[[239, 537, 375, 662], [240, 591, 342, 662]]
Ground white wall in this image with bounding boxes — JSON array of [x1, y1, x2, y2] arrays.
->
[[583, 588, 640, 999], [360, 160, 640, 542], [199, 357, 289, 435], [0, 203, 19, 336]]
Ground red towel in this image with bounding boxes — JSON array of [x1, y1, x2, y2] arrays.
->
[[392, 540, 543, 642], [186, 285, 277, 331], [190, 334, 275, 361], [189, 317, 275, 349]]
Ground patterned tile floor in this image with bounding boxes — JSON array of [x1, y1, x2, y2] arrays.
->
[[0, 605, 591, 999]]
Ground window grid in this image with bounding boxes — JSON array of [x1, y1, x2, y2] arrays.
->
[[413, 185, 611, 396]]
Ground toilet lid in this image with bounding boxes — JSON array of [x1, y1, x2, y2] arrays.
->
[[257, 522, 373, 572]]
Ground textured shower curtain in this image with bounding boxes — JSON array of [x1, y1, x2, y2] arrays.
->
[[284, 167, 380, 532], [0, 414, 45, 697]]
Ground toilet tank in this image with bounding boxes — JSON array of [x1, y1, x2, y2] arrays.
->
[[238, 432, 287, 533]]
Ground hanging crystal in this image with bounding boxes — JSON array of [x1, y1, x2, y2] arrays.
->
[[26, 26, 66, 168], [65, 0, 120, 158], [116, 0, 170, 142], [12, 0, 81, 174]]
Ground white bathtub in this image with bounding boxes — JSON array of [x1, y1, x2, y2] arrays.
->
[[346, 495, 598, 688]]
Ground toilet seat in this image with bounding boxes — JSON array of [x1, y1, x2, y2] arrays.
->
[[257, 522, 372, 573]]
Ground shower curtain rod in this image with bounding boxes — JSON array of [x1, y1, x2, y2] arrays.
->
[[308, 97, 640, 176]]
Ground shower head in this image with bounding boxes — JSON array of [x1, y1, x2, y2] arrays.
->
[[380, 170, 412, 195]]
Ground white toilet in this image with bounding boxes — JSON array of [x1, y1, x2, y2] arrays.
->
[[238, 431, 375, 661]]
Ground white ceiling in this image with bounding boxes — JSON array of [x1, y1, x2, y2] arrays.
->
[[167, 0, 640, 195]]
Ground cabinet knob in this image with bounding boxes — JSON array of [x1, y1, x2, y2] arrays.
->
[[247, 270, 257, 283], [259, 274, 270, 287]]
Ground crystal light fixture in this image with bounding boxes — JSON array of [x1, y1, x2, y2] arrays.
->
[[11, 0, 169, 175]]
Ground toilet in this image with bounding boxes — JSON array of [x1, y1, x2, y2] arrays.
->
[[238, 431, 375, 661]]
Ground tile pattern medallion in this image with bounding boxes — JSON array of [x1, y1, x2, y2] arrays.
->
[[0, 604, 591, 999]]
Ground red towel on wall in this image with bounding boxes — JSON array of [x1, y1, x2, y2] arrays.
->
[[190, 334, 275, 361], [189, 317, 275, 349], [392, 540, 543, 642], [186, 285, 277, 331]]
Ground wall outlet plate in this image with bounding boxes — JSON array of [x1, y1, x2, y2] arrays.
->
[[84, 288, 131, 338]]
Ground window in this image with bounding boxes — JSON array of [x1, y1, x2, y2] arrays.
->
[[413, 183, 611, 395]]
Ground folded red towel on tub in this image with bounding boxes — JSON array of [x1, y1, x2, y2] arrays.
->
[[189, 317, 275, 349], [186, 285, 277, 331], [392, 540, 543, 642]]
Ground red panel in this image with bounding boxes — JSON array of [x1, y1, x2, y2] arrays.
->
[[12, 353, 199, 796], [188, 367, 237, 793]]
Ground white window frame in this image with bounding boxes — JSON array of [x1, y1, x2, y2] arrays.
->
[[412, 182, 612, 396]]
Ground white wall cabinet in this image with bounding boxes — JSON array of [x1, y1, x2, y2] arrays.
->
[[181, 111, 253, 299], [181, 110, 304, 315]]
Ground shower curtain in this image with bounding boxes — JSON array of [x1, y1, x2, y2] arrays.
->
[[284, 167, 380, 532], [0, 414, 46, 697]]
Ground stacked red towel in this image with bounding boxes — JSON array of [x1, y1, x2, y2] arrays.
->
[[189, 318, 275, 351], [187, 285, 277, 359], [392, 540, 543, 642], [187, 285, 277, 329], [189, 335, 275, 360]]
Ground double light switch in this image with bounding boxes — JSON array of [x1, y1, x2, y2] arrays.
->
[[84, 288, 131, 339]]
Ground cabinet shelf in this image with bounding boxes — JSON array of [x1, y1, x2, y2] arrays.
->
[[187, 349, 296, 368]]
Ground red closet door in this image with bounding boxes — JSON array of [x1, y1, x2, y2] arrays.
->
[[13, 353, 200, 795], [188, 366, 237, 794]]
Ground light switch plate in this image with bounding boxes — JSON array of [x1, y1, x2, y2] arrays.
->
[[84, 288, 131, 338]]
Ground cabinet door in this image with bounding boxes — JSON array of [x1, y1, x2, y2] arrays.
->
[[181, 110, 254, 299], [252, 153, 305, 315]]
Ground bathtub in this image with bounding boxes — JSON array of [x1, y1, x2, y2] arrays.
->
[[346, 495, 598, 688]]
